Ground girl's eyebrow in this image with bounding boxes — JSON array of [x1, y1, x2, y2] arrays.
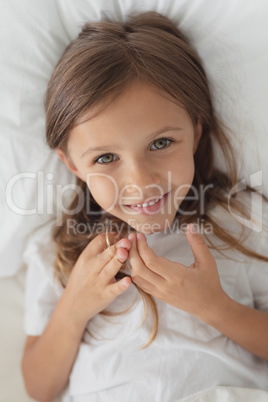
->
[[80, 126, 183, 158]]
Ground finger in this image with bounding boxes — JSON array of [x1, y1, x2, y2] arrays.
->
[[185, 224, 214, 268], [131, 269, 155, 294], [128, 234, 163, 285], [100, 246, 129, 280], [104, 241, 130, 262], [104, 235, 131, 261], [115, 238, 132, 251], [83, 232, 122, 259], [80, 234, 128, 276], [108, 276, 132, 296], [136, 233, 167, 278]]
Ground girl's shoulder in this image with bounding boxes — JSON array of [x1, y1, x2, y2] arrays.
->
[[23, 220, 63, 335], [22, 219, 60, 289], [23, 219, 57, 257]]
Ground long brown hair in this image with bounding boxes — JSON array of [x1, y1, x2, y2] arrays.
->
[[45, 11, 268, 348]]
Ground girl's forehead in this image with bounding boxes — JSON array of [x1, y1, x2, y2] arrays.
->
[[68, 97, 193, 158], [76, 80, 186, 127]]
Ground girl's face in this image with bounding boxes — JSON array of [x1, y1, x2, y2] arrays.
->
[[57, 80, 202, 234]]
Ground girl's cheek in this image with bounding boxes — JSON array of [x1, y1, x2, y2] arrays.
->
[[87, 176, 117, 211]]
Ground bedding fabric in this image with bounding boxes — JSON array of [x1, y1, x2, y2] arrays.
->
[[177, 386, 268, 402]]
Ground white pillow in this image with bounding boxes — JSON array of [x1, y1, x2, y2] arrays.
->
[[1, 0, 267, 277]]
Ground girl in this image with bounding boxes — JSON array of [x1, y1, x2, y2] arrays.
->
[[22, 11, 268, 402]]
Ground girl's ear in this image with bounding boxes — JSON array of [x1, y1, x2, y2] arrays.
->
[[193, 120, 202, 154], [56, 148, 85, 181]]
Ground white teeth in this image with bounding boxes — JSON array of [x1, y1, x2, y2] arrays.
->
[[133, 194, 164, 208]]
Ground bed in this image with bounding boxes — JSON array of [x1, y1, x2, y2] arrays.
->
[[1, 0, 268, 400]]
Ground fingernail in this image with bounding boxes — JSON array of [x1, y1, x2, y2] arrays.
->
[[121, 279, 130, 288], [116, 249, 126, 262], [116, 240, 124, 249], [128, 233, 136, 242], [137, 233, 146, 241]]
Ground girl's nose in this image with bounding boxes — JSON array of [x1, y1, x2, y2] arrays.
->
[[124, 162, 161, 194]]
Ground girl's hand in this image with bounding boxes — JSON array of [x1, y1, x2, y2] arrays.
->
[[128, 224, 226, 321], [64, 233, 132, 327]]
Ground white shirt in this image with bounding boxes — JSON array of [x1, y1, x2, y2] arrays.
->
[[23, 194, 268, 401]]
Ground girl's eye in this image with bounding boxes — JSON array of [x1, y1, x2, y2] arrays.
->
[[94, 138, 174, 164], [94, 153, 117, 164], [151, 138, 173, 150]]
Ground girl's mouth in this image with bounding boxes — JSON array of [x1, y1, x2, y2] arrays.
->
[[124, 192, 170, 215]]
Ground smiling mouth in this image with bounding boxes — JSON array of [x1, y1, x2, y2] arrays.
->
[[127, 194, 165, 208], [124, 192, 170, 214]]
